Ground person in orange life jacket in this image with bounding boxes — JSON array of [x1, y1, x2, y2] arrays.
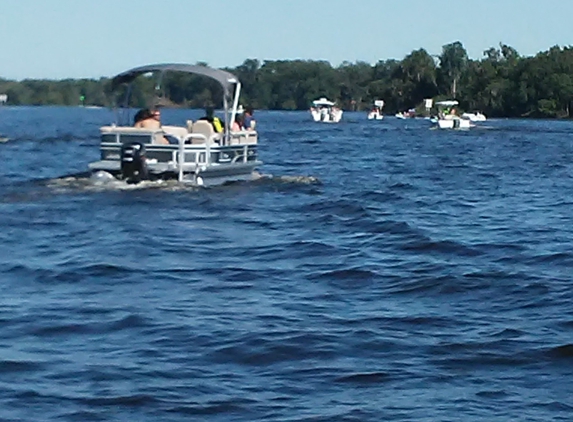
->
[[198, 107, 223, 133]]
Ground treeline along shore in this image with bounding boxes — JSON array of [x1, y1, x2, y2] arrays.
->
[[1, 42, 573, 118]]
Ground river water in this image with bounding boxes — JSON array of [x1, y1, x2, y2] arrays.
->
[[1, 106, 572, 421]]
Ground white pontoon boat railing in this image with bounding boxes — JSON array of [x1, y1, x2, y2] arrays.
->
[[229, 82, 242, 145], [177, 133, 213, 182], [174, 132, 252, 182], [99, 124, 257, 183], [178, 137, 185, 182]]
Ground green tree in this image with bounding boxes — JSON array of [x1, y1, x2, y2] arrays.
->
[[438, 41, 468, 98]]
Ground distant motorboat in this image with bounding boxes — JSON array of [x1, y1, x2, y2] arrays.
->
[[434, 100, 472, 130], [367, 99, 384, 120], [436, 117, 472, 130], [462, 111, 487, 122], [395, 108, 416, 119], [310, 98, 343, 123]]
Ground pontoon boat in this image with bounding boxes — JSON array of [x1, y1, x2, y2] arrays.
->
[[88, 64, 261, 186]]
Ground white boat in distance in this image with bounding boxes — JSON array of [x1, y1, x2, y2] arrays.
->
[[434, 100, 472, 130], [88, 63, 261, 186], [395, 108, 416, 119], [462, 111, 487, 122], [310, 97, 343, 123], [367, 100, 384, 120]]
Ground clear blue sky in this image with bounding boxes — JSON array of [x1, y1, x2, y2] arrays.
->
[[0, 0, 571, 80]]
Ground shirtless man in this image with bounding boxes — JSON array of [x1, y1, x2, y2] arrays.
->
[[133, 108, 169, 144]]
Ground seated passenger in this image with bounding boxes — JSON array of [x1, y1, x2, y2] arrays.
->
[[444, 108, 458, 120], [198, 107, 223, 133], [134, 108, 161, 129], [133, 108, 151, 127], [242, 107, 256, 130], [231, 114, 243, 132], [133, 108, 169, 144]]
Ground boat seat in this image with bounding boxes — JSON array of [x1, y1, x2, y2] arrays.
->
[[162, 125, 189, 141], [100, 126, 157, 133], [229, 131, 258, 145], [99, 126, 168, 145], [189, 120, 218, 144]]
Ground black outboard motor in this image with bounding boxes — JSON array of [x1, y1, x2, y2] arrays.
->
[[120, 142, 148, 184]]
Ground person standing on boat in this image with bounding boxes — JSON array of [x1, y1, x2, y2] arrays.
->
[[199, 107, 224, 133]]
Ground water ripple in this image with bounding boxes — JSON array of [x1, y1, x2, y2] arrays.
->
[[1, 109, 572, 421]]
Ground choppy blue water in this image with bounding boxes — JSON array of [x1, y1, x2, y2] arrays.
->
[[1, 106, 573, 421]]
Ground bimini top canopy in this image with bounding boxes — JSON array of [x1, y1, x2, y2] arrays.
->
[[111, 63, 239, 96], [313, 97, 335, 106], [435, 100, 459, 107]]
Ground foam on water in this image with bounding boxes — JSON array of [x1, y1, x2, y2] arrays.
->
[[41, 171, 321, 194]]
